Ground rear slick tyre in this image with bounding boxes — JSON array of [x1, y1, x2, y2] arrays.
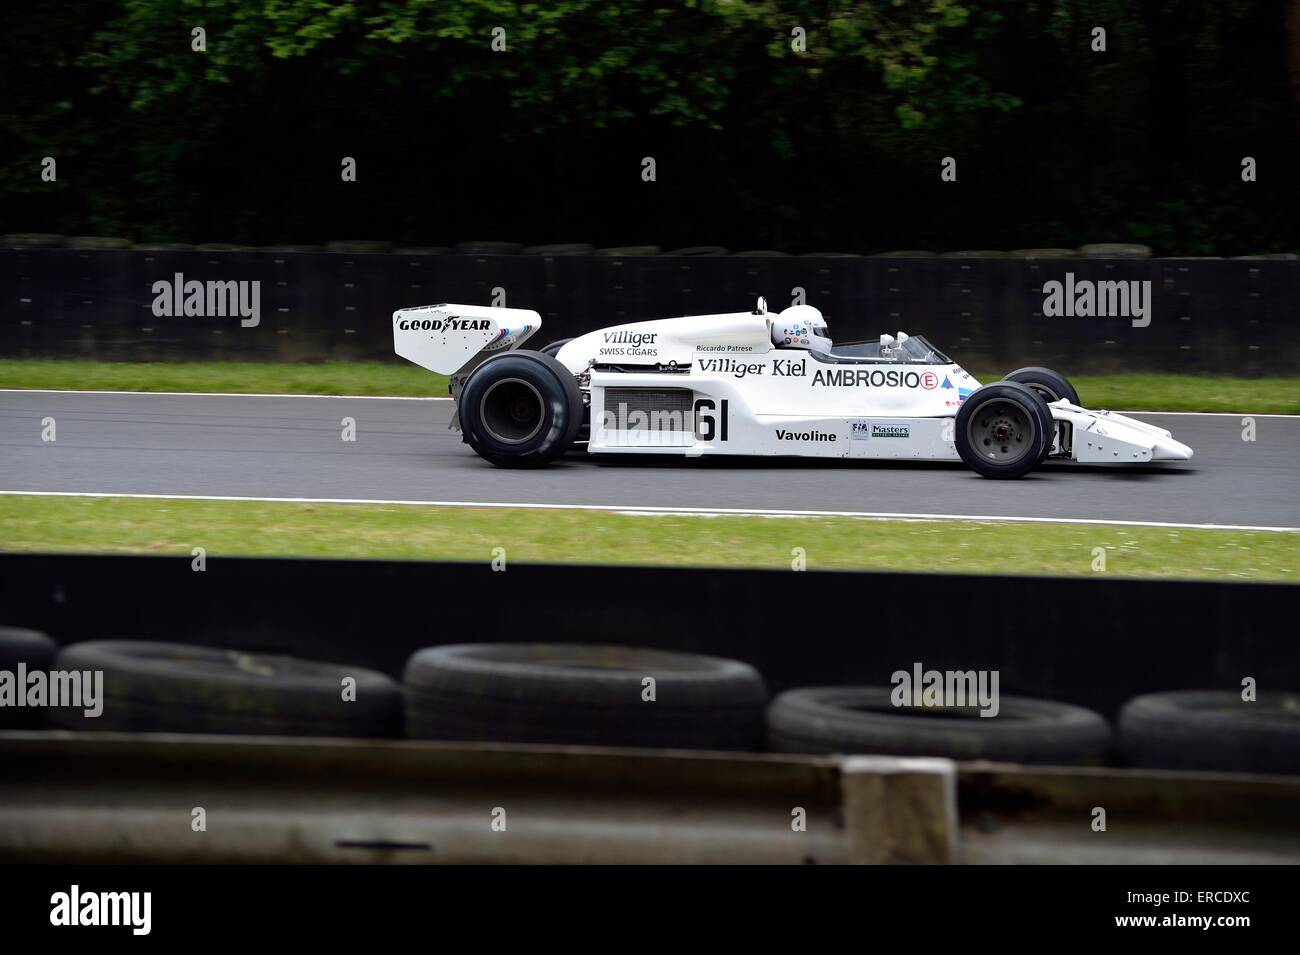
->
[[458, 351, 582, 467], [535, 338, 573, 358]]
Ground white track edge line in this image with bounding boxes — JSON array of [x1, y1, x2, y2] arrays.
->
[[1, 489, 1296, 532], [0, 388, 451, 401], [1111, 410, 1297, 418]]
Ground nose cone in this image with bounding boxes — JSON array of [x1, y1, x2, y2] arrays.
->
[[1152, 437, 1193, 461]]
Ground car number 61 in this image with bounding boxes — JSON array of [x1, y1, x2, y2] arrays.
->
[[693, 398, 729, 442]]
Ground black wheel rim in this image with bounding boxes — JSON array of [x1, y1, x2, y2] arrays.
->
[[967, 400, 1036, 463], [480, 378, 545, 444], [1027, 382, 1060, 402]]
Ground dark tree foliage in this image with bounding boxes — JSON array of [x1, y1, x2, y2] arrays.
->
[[1, 0, 1296, 253]]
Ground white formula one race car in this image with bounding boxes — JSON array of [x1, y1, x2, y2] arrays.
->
[[393, 299, 1192, 478]]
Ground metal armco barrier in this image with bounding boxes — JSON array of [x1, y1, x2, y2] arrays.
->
[[1, 554, 1295, 719], [2, 249, 1297, 373], [2, 734, 1296, 864]]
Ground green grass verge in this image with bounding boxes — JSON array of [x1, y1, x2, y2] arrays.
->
[[1, 359, 1297, 413], [971, 371, 1300, 414], [1, 495, 1295, 581], [0, 359, 451, 397]]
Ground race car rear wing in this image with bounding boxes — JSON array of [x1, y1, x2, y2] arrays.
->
[[393, 303, 542, 377]]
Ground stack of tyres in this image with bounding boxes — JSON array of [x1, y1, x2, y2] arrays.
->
[[1118, 690, 1300, 776], [48, 641, 403, 738], [403, 644, 768, 751], [766, 687, 1113, 765], [0, 627, 58, 729]]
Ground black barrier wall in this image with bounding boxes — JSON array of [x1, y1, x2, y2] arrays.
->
[[0, 554, 1294, 719], [2, 249, 1297, 374]]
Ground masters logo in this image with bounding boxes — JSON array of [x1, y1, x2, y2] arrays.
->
[[872, 424, 910, 438], [850, 421, 911, 439]]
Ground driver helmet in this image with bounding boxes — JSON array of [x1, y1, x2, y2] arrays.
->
[[772, 304, 832, 357]]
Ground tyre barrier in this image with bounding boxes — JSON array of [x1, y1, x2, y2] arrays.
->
[[766, 687, 1113, 765], [0, 627, 58, 729], [403, 643, 769, 750], [2, 234, 1289, 258], [595, 245, 662, 255], [1, 233, 67, 248], [1078, 243, 1152, 258], [1119, 690, 1300, 776], [46, 641, 403, 738], [67, 236, 133, 250], [8, 624, 1298, 773], [523, 243, 595, 256], [664, 246, 729, 256], [455, 240, 524, 255], [324, 240, 394, 254]]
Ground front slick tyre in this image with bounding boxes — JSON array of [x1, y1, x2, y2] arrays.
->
[[955, 381, 1053, 478], [458, 351, 582, 467], [1002, 366, 1080, 405]]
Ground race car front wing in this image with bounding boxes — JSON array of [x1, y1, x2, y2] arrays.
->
[[1049, 402, 1193, 463]]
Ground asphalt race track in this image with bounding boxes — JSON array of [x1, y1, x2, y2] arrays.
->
[[1, 390, 1297, 529]]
